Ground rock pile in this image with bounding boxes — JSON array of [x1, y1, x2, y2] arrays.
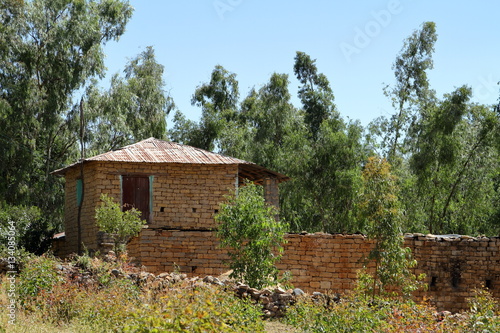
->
[[198, 278, 339, 318], [119, 270, 339, 318], [233, 283, 298, 318]]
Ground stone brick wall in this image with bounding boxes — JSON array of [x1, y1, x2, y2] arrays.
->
[[127, 230, 500, 313], [127, 229, 229, 276], [62, 164, 102, 254], [405, 233, 500, 312]]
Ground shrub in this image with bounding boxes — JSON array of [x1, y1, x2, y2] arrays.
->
[[215, 181, 288, 289], [95, 194, 146, 254], [16, 255, 64, 307], [71, 252, 115, 287], [465, 288, 500, 332], [358, 157, 422, 299], [122, 285, 264, 332], [286, 292, 446, 333]]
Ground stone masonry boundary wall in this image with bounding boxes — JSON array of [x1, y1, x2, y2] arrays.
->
[[127, 230, 500, 313]]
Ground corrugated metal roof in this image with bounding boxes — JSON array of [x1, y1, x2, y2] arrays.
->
[[86, 137, 251, 165], [52, 137, 290, 182]]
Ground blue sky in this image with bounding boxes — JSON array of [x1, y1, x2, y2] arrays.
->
[[102, 0, 500, 127]]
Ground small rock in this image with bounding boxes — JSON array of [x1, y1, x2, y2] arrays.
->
[[259, 295, 270, 304], [237, 283, 249, 289], [261, 288, 272, 296], [170, 273, 182, 283], [248, 287, 260, 295], [278, 293, 294, 302], [212, 277, 224, 286], [203, 276, 215, 283], [265, 302, 276, 311], [293, 288, 305, 296], [274, 287, 286, 294]]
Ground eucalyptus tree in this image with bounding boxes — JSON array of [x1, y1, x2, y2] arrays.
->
[[189, 65, 240, 151], [293, 51, 337, 140], [240, 73, 299, 170], [381, 21, 437, 162], [290, 52, 366, 233], [409, 87, 499, 234], [0, 0, 132, 216], [302, 119, 365, 233], [82, 46, 174, 156], [359, 156, 419, 298]]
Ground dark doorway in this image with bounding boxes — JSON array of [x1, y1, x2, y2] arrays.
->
[[122, 176, 150, 223]]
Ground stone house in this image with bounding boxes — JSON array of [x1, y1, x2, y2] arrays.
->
[[52, 137, 289, 256]]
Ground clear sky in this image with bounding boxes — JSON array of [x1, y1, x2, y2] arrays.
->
[[102, 0, 500, 127]]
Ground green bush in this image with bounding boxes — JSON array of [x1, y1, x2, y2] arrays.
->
[[17, 255, 64, 306], [465, 288, 500, 332], [216, 181, 288, 289], [95, 194, 146, 254], [286, 287, 500, 333], [358, 157, 421, 299], [286, 293, 392, 332], [122, 285, 264, 332]]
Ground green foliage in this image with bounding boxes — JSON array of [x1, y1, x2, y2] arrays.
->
[[239, 72, 298, 169], [71, 252, 116, 286], [0, 204, 55, 254], [286, 294, 394, 332], [294, 51, 337, 140], [466, 288, 500, 332], [286, 290, 500, 333], [123, 286, 264, 332], [16, 255, 64, 305], [0, 0, 133, 223], [216, 182, 288, 289], [5, 254, 263, 332], [298, 119, 366, 233], [95, 194, 146, 254], [408, 88, 500, 234], [83, 46, 174, 155], [187, 65, 240, 151], [383, 21, 437, 161], [359, 157, 421, 298]]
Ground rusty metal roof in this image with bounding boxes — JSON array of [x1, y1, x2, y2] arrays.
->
[[52, 137, 289, 182], [88, 137, 251, 164]]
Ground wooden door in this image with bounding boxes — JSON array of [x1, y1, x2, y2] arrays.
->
[[122, 176, 150, 223]]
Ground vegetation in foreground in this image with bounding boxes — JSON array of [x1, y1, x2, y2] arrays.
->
[[286, 287, 500, 333], [1, 254, 264, 332], [1, 254, 500, 332]]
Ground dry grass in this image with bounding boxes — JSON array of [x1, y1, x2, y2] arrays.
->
[[264, 320, 301, 333]]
